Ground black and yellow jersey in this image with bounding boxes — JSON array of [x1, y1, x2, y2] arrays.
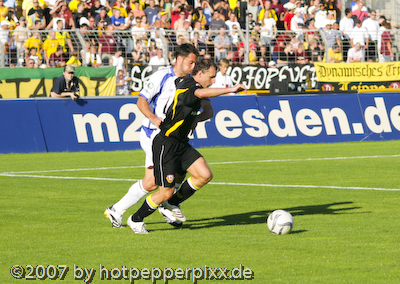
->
[[160, 76, 202, 142]]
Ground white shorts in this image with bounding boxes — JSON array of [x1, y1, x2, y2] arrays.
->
[[140, 127, 160, 168]]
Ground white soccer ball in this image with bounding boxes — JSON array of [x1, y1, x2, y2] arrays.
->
[[267, 210, 294, 235]]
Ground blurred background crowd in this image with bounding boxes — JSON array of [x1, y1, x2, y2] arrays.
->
[[0, 0, 399, 71]]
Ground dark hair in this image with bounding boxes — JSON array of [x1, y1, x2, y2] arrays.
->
[[193, 58, 217, 75], [175, 43, 199, 60], [345, 8, 351, 15], [383, 21, 391, 29]]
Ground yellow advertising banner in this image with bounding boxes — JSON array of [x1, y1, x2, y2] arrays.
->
[[314, 62, 400, 82], [0, 66, 117, 99]]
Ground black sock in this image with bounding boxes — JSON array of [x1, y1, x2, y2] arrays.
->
[[132, 196, 157, 222], [168, 179, 197, 206]]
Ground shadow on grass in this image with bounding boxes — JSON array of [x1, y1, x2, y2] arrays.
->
[[149, 201, 363, 232]]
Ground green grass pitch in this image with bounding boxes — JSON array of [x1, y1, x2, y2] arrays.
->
[[1, 141, 400, 283]]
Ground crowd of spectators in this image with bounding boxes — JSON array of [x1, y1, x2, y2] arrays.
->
[[0, 0, 398, 72]]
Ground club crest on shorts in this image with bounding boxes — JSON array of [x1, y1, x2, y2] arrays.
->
[[166, 174, 175, 183]]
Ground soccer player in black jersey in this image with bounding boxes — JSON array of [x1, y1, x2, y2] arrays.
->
[[127, 59, 247, 234]]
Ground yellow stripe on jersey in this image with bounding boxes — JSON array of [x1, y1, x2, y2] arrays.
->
[[165, 119, 184, 137], [171, 88, 188, 119]]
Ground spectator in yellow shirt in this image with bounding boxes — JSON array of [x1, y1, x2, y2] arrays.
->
[[258, 1, 278, 22], [108, 0, 128, 18], [0, 0, 8, 22], [54, 19, 74, 53], [66, 51, 82, 66], [327, 43, 343, 63], [43, 31, 59, 63], [68, 0, 82, 13], [23, 31, 43, 54], [22, 0, 45, 18]]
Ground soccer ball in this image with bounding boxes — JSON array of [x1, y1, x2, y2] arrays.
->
[[267, 210, 294, 235]]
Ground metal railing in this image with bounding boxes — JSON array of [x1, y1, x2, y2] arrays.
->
[[1, 28, 399, 69]]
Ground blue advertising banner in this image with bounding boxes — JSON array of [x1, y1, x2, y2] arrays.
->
[[1, 92, 400, 154], [358, 93, 400, 142], [255, 94, 370, 144], [0, 100, 47, 153], [189, 95, 267, 148], [36, 97, 144, 152]]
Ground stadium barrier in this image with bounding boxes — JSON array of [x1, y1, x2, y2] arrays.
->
[[0, 66, 116, 99], [1, 91, 400, 154], [3, 61, 400, 99]]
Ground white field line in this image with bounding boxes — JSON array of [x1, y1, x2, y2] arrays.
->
[[0, 172, 398, 191], [2, 154, 400, 175], [1, 154, 400, 191]]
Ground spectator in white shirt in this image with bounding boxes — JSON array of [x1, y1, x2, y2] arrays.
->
[[350, 19, 369, 48], [131, 16, 147, 47], [291, 8, 304, 34], [308, 0, 320, 19], [109, 48, 125, 75], [314, 4, 327, 29], [247, 0, 259, 20], [339, 8, 354, 38], [362, 10, 379, 62], [339, 8, 354, 62], [350, 19, 369, 62], [149, 48, 167, 66], [225, 13, 240, 30], [347, 42, 363, 62], [210, 58, 235, 95], [260, 9, 277, 48]]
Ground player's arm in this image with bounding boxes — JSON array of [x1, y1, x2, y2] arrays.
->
[[137, 96, 162, 128], [196, 99, 214, 122], [195, 84, 247, 99], [189, 99, 214, 134]]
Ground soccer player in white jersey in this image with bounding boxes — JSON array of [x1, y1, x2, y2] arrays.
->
[[104, 43, 207, 228]]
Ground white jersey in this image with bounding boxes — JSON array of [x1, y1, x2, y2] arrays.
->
[[139, 67, 177, 132], [139, 67, 178, 167]]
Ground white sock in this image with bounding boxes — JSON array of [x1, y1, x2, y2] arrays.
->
[[113, 180, 149, 214]]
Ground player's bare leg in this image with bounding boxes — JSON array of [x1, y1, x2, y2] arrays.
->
[[162, 157, 213, 221]]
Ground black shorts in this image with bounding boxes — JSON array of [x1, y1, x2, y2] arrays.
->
[[153, 134, 202, 188]]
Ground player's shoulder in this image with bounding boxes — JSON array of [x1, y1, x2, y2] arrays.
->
[[142, 67, 174, 92], [175, 76, 200, 89], [152, 66, 174, 78]]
